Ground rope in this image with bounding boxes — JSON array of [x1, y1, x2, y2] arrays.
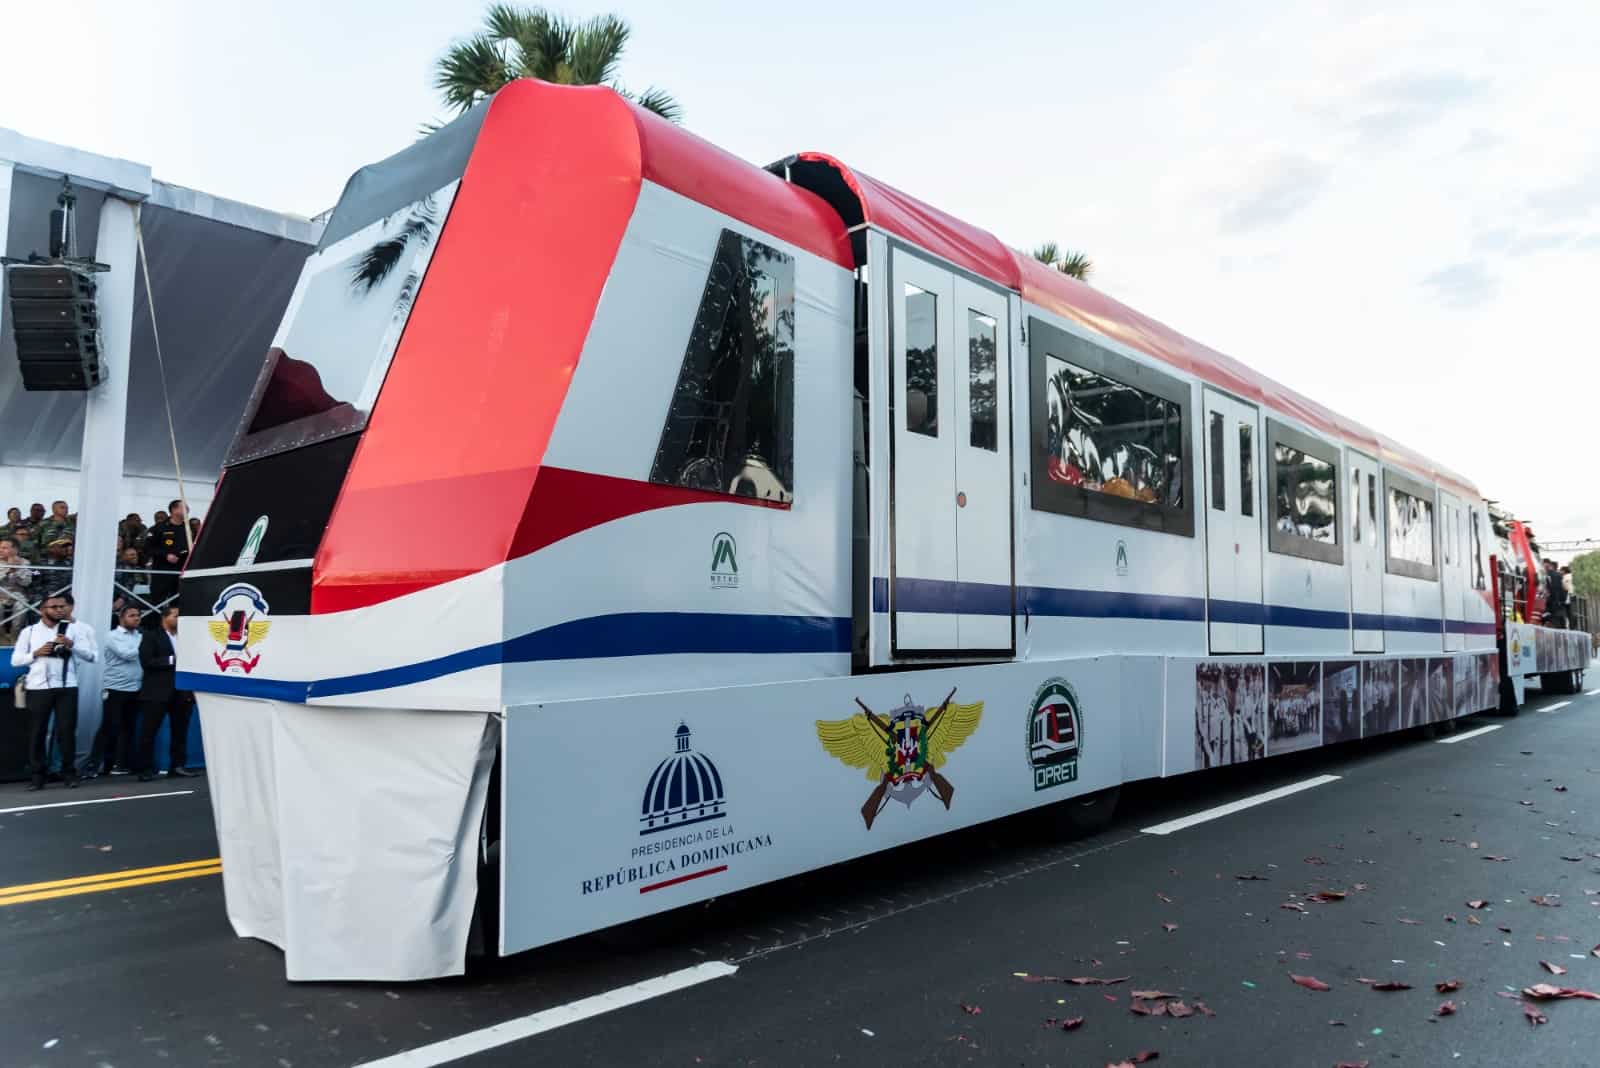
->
[[132, 204, 194, 554]]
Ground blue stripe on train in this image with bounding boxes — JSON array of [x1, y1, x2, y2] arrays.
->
[[872, 576, 1495, 635], [178, 611, 852, 703]]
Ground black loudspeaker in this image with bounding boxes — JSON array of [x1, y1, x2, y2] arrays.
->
[[6, 263, 104, 390]]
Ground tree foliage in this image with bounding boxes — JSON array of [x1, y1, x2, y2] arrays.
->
[[1571, 550, 1600, 598], [433, 4, 680, 121], [1030, 241, 1094, 282]]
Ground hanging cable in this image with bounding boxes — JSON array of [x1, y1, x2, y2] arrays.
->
[[133, 204, 194, 553]]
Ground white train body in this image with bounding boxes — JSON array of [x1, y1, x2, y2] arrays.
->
[[176, 81, 1586, 980]]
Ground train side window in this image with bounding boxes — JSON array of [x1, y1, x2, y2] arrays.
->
[[1209, 412, 1225, 511], [1027, 315, 1194, 537], [1382, 468, 1438, 581], [1351, 469, 1361, 544], [1239, 423, 1254, 517], [651, 229, 795, 503], [1367, 474, 1377, 540], [1470, 509, 1487, 589], [904, 284, 939, 438], [1265, 419, 1342, 565], [967, 309, 997, 450]]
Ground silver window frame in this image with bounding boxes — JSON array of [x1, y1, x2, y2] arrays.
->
[[1383, 467, 1439, 581], [1265, 418, 1344, 565]]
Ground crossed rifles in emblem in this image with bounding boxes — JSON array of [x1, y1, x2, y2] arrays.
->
[[816, 686, 985, 830]]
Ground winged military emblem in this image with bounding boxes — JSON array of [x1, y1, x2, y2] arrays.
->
[[208, 582, 272, 674], [816, 687, 984, 829]]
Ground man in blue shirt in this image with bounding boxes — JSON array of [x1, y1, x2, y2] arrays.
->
[[83, 604, 146, 778]]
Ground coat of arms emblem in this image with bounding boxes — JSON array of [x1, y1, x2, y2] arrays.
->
[[816, 687, 983, 829]]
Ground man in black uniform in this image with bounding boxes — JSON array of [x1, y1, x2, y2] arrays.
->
[[1544, 558, 1569, 629], [137, 605, 195, 780], [145, 500, 189, 610]]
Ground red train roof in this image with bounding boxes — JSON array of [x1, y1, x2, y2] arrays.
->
[[794, 153, 1479, 501]]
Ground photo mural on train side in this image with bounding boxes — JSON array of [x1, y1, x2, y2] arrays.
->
[[1268, 662, 1323, 755], [1362, 659, 1400, 736], [1477, 653, 1499, 711], [1401, 659, 1428, 728], [1322, 660, 1361, 744], [1428, 657, 1453, 723], [1453, 654, 1476, 718], [1194, 662, 1266, 769]]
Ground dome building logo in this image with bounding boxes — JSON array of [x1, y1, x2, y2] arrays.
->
[[641, 723, 727, 835]]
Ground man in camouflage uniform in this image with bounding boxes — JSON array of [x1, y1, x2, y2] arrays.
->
[[36, 500, 76, 550]]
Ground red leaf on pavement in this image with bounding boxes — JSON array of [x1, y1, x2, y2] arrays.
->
[[1437, 1000, 1457, 1016], [1524, 1003, 1549, 1027], [1435, 979, 1462, 993], [1369, 981, 1412, 991], [1541, 961, 1568, 976], [1291, 974, 1332, 991], [1531, 895, 1562, 907], [1308, 890, 1347, 903], [1194, 1000, 1216, 1016], [1335, 1062, 1369, 1068], [1131, 990, 1180, 1000], [1466, 899, 1489, 909], [1131, 1053, 1159, 1064], [1398, 918, 1423, 925], [1066, 976, 1131, 985], [1236, 873, 1268, 881], [1061, 1016, 1084, 1031], [960, 1002, 982, 1014], [1167, 1000, 1195, 1018], [1162, 922, 1178, 933], [1592, 944, 1600, 959], [1523, 984, 1600, 1000], [1282, 902, 1309, 913]]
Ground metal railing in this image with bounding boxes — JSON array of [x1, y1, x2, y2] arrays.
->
[[1, 562, 177, 640]]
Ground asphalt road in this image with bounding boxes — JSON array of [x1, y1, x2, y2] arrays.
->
[[3, 682, 1599, 1067]]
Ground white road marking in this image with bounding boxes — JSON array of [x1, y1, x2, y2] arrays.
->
[[1544, 701, 1572, 713], [351, 961, 739, 1067], [1586, 688, 1600, 696], [1140, 774, 1341, 836], [1437, 724, 1502, 744], [0, 790, 194, 816]]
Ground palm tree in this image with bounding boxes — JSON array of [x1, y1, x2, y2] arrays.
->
[[1030, 242, 1093, 282], [434, 4, 680, 121]]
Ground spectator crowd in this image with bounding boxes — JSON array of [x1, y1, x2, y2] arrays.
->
[[1, 498, 198, 641]]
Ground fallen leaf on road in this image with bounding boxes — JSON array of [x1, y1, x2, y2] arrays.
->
[[1561, 856, 1583, 862], [1467, 900, 1489, 909], [1444, 914, 1457, 923], [1336, 1062, 1370, 1068], [1194, 1001, 1215, 1016], [1531, 896, 1562, 907], [1555, 785, 1568, 792], [1467, 915, 1481, 926], [1353, 882, 1369, 891], [1436, 979, 1462, 993], [1162, 922, 1178, 933], [1282, 902, 1309, 913], [960, 1002, 981, 1014], [1398, 918, 1422, 925], [1131, 990, 1180, 1000], [1592, 944, 1600, 959], [1308, 890, 1347, 903], [1520, 800, 1534, 806], [1156, 892, 1173, 903], [1044, 1016, 1084, 1031], [1369, 981, 1412, 991], [1541, 961, 1568, 976], [1498, 925, 1512, 933], [1523, 984, 1600, 1000], [1305, 856, 1326, 865], [1065, 976, 1130, 986], [1292, 974, 1331, 991], [1523, 1003, 1548, 1026], [1236, 873, 1268, 881], [1167, 1000, 1195, 1018], [1482, 855, 1510, 862], [1437, 1001, 1457, 1016]]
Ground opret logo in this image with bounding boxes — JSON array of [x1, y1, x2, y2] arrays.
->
[[710, 531, 739, 590]]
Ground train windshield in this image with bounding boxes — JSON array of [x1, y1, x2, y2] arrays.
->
[[226, 180, 459, 464]]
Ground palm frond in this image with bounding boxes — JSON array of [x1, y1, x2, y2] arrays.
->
[[435, 34, 512, 113], [1031, 241, 1061, 265], [623, 84, 682, 123], [350, 199, 438, 293], [507, 8, 573, 80], [567, 14, 629, 86], [1056, 251, 1093, 281]]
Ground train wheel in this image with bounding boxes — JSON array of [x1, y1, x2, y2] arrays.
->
[[1055, 785, 1121, 836]]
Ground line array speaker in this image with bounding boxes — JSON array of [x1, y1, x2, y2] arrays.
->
[[6, 263, 105, 390]]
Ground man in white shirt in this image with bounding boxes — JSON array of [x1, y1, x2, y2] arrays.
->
[[9, 592, 98, 790]]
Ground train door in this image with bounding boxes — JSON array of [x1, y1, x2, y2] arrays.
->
[[1202, 389, 1263, 654], [889, 247, 1014, 656], [1440, 491, 1464, 651], [1347, 450, 1384, 652]]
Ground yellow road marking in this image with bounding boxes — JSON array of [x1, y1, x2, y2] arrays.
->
[[0, 857, 222, 897], [0, 858, 222, 906]]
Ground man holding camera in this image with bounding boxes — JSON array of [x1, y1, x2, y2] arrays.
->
[[9, 592, 98, 790]]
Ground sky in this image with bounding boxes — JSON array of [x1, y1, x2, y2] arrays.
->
[[4, 0, 1597, 550]]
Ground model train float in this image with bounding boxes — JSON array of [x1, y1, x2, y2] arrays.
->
[[177, 80, 1591, 980]]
